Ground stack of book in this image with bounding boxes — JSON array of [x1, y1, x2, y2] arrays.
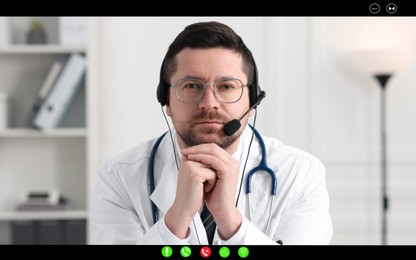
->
[[29, 53, 86, 130], [16, 190, 69, 211]]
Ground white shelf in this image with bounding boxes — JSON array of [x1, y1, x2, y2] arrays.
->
[[0, 128, 87, 138], [0, 210, 87, 221], [0, 17, 89, 244], [0, 45, 85, 54]]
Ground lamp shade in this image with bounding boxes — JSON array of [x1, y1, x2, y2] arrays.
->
[[350, 48, 415, 75]]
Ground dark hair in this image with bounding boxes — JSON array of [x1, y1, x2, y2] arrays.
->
[[162, 21, 255, 87]]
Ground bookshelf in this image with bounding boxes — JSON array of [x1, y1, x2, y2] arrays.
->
[[0, 17, 88, 244], [0, 128, 86, 138], [0, 45, 85, 54], [0, 210, 87, 221]]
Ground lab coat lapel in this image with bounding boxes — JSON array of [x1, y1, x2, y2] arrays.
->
[[149, 138, 178, 216]]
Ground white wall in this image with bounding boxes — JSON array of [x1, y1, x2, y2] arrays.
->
[[309, 17, 416, 245], [88, 17, 416, 245]]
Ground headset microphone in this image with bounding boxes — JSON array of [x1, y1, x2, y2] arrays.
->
[[223, 91, 266, 136]]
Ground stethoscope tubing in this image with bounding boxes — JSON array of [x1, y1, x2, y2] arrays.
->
[[246, 125, 277, 195], [148, 132, 167, 224]]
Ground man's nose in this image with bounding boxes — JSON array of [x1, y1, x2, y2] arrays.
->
[[198, 85, 220, 110]]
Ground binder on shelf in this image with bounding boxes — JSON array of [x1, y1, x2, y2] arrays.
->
[[11, 220, 86, 245], [32, 53, 86, 130], [11, 221, 36, 245], [27, 60, 64, 126], [38, 220, 63, 245], [64, 220, 86, 244], [0, 17, 11, 47]]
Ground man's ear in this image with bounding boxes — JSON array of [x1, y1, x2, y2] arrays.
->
[[166, 103, 171, 117], [166, 95, 172, 116]]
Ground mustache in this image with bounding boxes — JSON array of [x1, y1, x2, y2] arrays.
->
[[191, 111, 229, 123]]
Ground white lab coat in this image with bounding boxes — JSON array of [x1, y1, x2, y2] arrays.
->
[[90, 126, 333, 245]]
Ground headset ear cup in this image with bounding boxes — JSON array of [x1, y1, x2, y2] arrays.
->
[[250, 84, 262, 107], [157, 58, 168, 106], [157, 82, 167, 106], [248, 50, 262, 107], [249, 84, 256, 107]]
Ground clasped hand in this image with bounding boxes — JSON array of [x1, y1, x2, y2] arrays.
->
[[165, 143, 242, 240]]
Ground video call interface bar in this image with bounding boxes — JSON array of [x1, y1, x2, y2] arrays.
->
[[5, 245, 413, 259]]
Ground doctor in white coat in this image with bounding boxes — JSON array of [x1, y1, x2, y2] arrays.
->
[[90, 21, 333, 245]]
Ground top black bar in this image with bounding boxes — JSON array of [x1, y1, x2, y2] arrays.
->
[[2, 1, 416, 16]]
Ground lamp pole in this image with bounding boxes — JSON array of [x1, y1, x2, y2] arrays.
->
[[374, 73, 391, 246]]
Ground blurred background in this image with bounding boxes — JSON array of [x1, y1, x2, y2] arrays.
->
[[0, 17, 415, 245]]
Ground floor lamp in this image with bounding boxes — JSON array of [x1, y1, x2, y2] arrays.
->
[[374, 73, 390, 246], [351, 48, 414, 245]]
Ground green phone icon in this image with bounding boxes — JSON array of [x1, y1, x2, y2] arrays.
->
[[238, 246, 249, 258], [161, 246, 173, 257], [180, 246, 192, 258], [219, 246, 230, 258]]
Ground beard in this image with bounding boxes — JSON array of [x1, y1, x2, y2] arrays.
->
[[173, 110, 240, 149]]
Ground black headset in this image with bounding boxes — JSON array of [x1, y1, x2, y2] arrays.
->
[[156, 50, 264, 108]]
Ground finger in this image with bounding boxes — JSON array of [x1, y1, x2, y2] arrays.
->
[[181, 157, 217, 183], [182, 143, 228, 158], [182, 143, 233, 165], [187, 153, 239, 179], [204, 177, 216, 193]]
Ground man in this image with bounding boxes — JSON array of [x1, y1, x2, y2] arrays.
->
[[90, 21, 333, 245]]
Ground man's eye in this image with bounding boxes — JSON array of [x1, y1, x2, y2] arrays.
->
[[217, 83, 235, 91], [183, 83, 202, 89]]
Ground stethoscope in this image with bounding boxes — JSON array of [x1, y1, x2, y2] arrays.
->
[[148, 125, 277, 235]]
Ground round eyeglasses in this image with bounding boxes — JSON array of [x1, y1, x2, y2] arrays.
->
[[171, 77, 248, 104]]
